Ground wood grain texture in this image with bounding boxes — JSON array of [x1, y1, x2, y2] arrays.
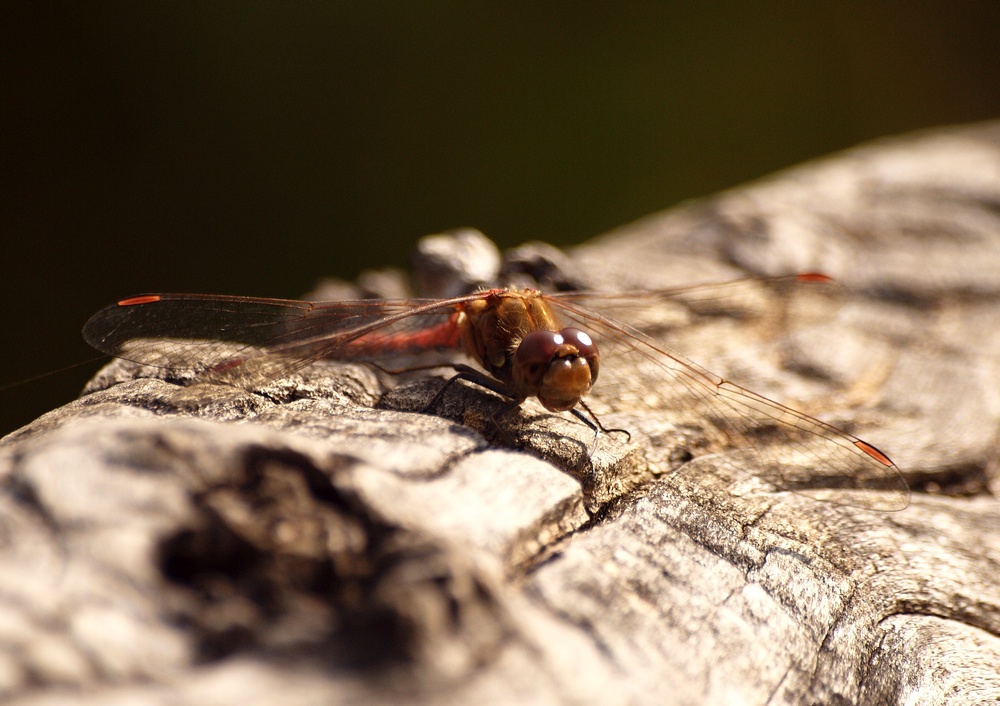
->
[[2, 121, 1000, 705]]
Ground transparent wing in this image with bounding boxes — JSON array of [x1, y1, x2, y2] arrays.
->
[[82, 292, 481, 388], [549, 273, 846, 339], [546, 277, 908, 511]]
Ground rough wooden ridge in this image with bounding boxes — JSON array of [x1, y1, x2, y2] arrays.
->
[[2, 121, 1000, 705]]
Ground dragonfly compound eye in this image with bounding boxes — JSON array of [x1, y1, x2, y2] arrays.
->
[[513, 328, 601, 412]]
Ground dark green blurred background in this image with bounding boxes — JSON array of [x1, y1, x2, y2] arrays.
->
[[3, 2, 1000, 436]]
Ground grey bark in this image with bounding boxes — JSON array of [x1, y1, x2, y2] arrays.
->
[[3, 121, 1000, 705]]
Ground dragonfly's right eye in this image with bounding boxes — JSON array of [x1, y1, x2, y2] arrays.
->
[[558, 328, 600, 384]]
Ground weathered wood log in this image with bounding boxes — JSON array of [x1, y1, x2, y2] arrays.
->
[[2, 121, 999, 705]]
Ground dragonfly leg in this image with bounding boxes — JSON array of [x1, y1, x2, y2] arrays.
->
[[422, 364, 518, 412], [423, 365, 631, 447], [574, 401, 632, 443], [487, 398, 525, 446], [417, 364, 525, 444]]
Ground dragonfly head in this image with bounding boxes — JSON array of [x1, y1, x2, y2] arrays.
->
[[512, 327, 600, 412]]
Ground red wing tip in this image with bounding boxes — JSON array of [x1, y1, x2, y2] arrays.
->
[[855, 439, 894, 467], [795, 272, 834, 283], [118, 295, 162, 306]]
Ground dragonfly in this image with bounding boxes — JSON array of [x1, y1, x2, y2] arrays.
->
[[81, 274, 909, 511]]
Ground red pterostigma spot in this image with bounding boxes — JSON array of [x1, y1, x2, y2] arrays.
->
[[794, 272, 834, 283], [854, 439, 893, 467], [118, 295, 162, 306]]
